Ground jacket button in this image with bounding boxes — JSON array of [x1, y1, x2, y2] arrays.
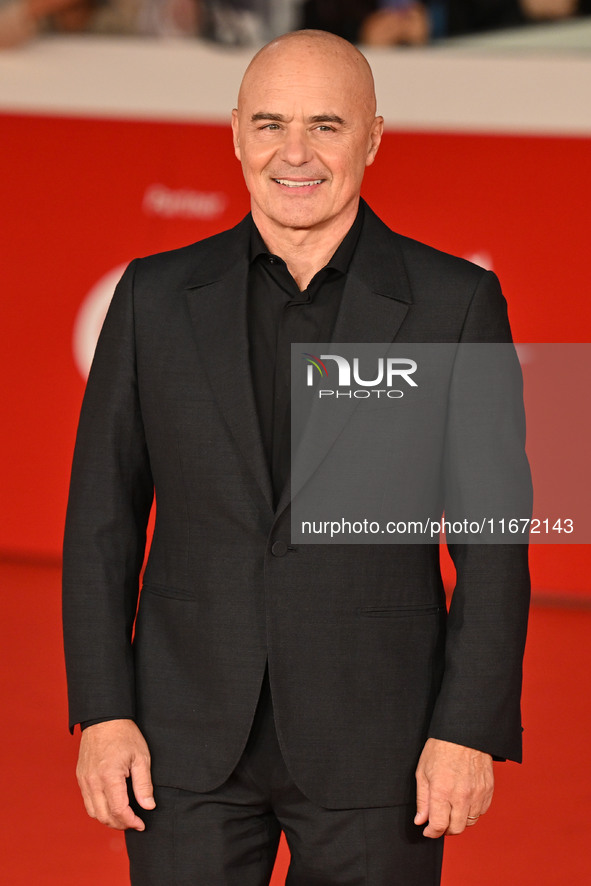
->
[[271, 540, 288, 557]]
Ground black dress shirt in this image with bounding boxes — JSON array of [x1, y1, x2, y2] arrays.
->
[[248, 203, 364, 508]]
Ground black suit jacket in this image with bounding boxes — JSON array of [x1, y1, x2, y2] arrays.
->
[[63, 203, 530, 808]]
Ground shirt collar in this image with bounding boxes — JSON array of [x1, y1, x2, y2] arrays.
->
[[249, 200, 365, 274]]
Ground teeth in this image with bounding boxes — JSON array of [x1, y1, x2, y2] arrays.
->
[[275, 179, 323, 188]]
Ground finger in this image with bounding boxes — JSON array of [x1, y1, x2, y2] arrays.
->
[[103, 777, 146, 831], [77, 767, 104, 822], [463, 777, 493, 827], [110, 799, 145, 830], [78, 782, 97, 820], [481, 785, 494, 815], [86, 784, 118, 828], [131, 754, 156, 810], [422, 797, 452, 839], [446, 792, 474, 835], [414, 771, 430, 825]]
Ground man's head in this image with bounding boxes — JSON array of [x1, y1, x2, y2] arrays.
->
[[232, 30, 383, 239]]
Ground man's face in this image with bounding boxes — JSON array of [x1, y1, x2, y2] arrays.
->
[[232, 42, 383, 234]]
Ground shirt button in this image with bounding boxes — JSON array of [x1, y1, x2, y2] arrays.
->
[[271, 540, 288, 557], [268, 256, 278, 264]]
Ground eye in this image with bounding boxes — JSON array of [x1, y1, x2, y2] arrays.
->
[[315, 125, 335, 132], [260, 123, 281, 131]]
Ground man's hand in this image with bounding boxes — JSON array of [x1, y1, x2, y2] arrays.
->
[[415, 738, 494, 838], [76, 719, 155, 830]]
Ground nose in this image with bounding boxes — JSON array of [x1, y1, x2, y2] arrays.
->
[[277, 125, 313, 167]]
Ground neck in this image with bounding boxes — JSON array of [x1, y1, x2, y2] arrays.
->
[[251, 201, 359, 291]]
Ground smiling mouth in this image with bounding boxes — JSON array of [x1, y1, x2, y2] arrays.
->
[[273, 179, 324, 188]]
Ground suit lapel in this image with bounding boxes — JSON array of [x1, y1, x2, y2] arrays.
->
[[184, 219, 275, 513], [331, 203, 413, 344], [275, 205, 414, 518]]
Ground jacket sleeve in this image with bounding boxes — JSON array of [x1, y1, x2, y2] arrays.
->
[[427, 270, 531, 761], [62, 260, 154, 731]]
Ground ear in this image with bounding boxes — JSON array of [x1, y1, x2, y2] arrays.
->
[[366, 116, 384, 168], [231, 109, 241, 161]]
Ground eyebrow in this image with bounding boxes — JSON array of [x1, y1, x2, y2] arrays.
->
[[250, 113, 345, 125]]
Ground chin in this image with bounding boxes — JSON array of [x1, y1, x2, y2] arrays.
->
[[267, 202, 328, 230]]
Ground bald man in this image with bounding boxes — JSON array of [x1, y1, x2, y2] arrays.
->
[[64, 29, 530, 886]]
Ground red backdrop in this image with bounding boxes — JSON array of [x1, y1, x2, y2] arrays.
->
[[2, 112, 589, 593]]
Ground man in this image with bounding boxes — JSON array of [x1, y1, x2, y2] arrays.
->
[[63, 30, 530, 885]]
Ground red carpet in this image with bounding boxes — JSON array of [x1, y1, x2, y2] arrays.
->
[[1, 559, 589, 884]]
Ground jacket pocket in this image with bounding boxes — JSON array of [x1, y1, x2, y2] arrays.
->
[[141, 583, 195, 602], [357, 603, 444, 618]]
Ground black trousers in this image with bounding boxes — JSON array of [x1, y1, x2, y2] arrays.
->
[[126, 674, 444, 885]]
